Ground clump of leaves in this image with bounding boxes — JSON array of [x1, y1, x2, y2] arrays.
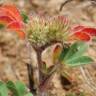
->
[[0, 81, 33, 96], [59, 41, 93, 67], [0, 4, 25, 39]]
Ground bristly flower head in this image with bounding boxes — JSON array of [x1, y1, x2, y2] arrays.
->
[[27, 15, 70, 47]]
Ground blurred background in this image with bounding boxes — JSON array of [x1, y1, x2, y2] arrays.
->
[[0, 0, 96, 96]]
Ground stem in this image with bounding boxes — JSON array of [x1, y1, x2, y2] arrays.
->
[[27, 64, 37, 95], [36, 49, 44, 83], [35, 48, 46, 96], [26, 41, 38, 95], [32, 42, 62, 96], [39, 61, 60, 95], [35, 48, 54, 96]]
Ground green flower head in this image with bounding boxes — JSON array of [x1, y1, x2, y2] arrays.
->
[[27, 15, 70, 47]]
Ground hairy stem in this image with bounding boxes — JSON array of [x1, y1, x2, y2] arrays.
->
[[36, 49, 44, 83], [27, 64, 37, 95], [32, 42, 62, 96], [39, 61, 61, 95], [35, 48, 45, 96]]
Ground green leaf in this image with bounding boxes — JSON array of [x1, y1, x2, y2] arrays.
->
[[59, 41, 93, 67], [59, 47, 69, 61], [0, 24, 5, 29], [15, 81, 27, 95], [64, 42, 88, 64], [21, 11, 29, 23], [7, 81, 19, 96], [7, 81, 27, 96], [0, 81, 8, 96], [65, 56, 93, 67], [24, 93, 33, 96], [64, 42, 88, 61], [69, 41, 88, 60], [63, 42, 78, 61]]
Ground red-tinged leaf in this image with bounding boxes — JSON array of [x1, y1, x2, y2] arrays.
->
[[0, 4, 22, 21], [82, 28, 96, 36], [15, 30, 25, 39], [3, 4, 22, 21], [72, 25, 85, 32], [0, 9, 15, 20], [53, 45, 62, 63], [7, 21, 24, 30], [72, 25, 96, 36], [7, 21, 25, 39], [69, 32, 91, 41], [0, 11, 9, 16], [0, 15, 13, 25]]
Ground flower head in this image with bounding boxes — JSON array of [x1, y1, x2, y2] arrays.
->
[[27, 15, 70, 47]]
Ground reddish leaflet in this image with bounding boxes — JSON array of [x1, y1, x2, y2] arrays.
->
[[69, 25, 96, 41], [0, 4, 25, 39]]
